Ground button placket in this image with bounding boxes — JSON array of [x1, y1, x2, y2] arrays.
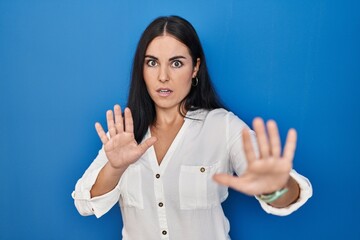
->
[[154, 171, 169, 239]]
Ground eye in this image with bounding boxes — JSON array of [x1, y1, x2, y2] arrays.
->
[[171, 60, 183, 68], [146, 59, 158, 67]]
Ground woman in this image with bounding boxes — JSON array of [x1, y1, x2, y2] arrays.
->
[[72, 16, 312, 239]]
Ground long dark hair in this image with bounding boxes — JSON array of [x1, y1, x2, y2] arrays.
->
[[127, 16, 225, 143]]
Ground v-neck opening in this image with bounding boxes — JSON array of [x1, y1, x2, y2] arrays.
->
[[146, 113, 192, 174]]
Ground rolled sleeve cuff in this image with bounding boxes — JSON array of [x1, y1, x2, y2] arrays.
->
[[90, 187, 121, 218], [72, 161, 124, 218], [256, 169, 313, 216], [72, 183, 122, 218]]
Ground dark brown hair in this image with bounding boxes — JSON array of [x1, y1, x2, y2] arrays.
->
[[127, 15, 225, 143]]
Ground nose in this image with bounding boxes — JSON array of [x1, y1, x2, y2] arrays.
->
[[159, 65, 169, 83]]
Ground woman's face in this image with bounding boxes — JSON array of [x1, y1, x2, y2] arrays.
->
[[143, 35, 200, 112]]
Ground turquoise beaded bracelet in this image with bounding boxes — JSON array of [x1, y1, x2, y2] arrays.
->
[[258, 188, 289, 203]]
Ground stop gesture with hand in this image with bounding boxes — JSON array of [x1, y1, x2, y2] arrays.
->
[[95, 104, 157, 170], [214, 117, 299, 204]]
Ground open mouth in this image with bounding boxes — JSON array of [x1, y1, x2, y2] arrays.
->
[[159, 89, 172, 93], [157, 88, 173, 96]]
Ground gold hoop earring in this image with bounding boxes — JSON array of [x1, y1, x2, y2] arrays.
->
[[192, 77, 199, 87]]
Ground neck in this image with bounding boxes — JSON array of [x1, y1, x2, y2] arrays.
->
[[153, 106, 186, 128]]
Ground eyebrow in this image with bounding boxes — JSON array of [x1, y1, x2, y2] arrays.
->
[[144, 55, 187, 61]]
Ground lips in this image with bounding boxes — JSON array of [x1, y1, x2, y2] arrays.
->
[[156, 88, 173, 97]]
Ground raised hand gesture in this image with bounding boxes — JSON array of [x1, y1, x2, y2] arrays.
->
[[214, 118, 298, 201], [95, 104, 157, 170]]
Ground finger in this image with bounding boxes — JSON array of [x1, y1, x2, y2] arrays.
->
[[267, 120, 281, 158], [213, 173, 237, 187], [138, 136, 157, 154], [253, 117, 270, 159], [114, 104, 124, 133], [242, 128, 256, 162], [283, 128, 297, 161], [124, 108, 134, 133], [95, 122, 109, 144], [213, 174, 247, 193], [106, 110, 116, 138]]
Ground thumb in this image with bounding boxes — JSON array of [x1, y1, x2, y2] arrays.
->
[[213, 173, 239, 187], [213, 173, 248, 194], [138, 136, 157, 153]]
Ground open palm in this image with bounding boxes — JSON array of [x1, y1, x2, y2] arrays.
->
[[213, 118, 297, 196], [95, 105, 157, 170]]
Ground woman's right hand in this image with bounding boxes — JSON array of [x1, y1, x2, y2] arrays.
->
[[95, 104, 157, 171]]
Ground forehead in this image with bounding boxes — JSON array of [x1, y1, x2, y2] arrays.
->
[[145, 35, 191, 57]]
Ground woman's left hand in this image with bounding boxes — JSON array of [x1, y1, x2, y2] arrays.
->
[[213, 118, 297, 196]]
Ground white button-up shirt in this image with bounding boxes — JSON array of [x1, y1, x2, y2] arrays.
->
[[72, 109, 312, 240]]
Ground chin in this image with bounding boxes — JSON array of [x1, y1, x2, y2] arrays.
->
[[154, 102, 182, 111]]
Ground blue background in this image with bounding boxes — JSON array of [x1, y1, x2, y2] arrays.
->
[[1, 0, 359, 239]]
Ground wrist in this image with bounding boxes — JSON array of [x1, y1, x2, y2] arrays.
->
[[257, 188, 288, 204], [106, 162, 128, 177], [267, 177, 301, 208]]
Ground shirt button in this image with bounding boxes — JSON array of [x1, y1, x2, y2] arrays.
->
[[155, 174, 160, 178], [200, 167, 205, 173], [158, 202, 164, 207], [162, 230, 167, 235]]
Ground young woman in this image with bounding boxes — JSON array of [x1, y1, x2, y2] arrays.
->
[[72, 16, 312, 239]]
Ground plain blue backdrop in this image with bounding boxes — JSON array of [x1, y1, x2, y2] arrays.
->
[[1, 0, 359, 239]]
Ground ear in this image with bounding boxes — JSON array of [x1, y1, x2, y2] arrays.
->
[[192, 58, 201, 78]]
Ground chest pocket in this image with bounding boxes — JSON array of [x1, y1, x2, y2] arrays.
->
[[119, 164, 144, 209], [179, 162, 221, 209]]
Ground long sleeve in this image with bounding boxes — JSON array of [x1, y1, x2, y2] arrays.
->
[[226, 111, 313, 216], [255, 169, 312, 216], [71, 147, 123, 218]]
